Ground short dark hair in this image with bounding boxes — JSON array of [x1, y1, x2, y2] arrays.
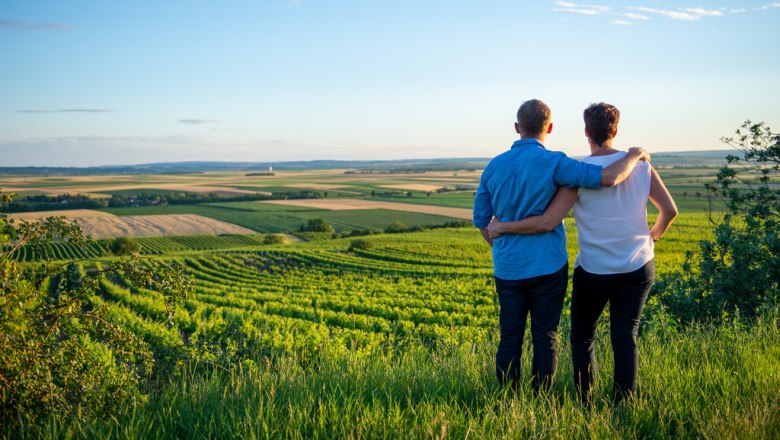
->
[[516, 99, 551, 136], [583, 103, 620, 146]]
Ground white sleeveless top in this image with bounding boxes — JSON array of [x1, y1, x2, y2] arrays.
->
[[573, 151, 654, 274]]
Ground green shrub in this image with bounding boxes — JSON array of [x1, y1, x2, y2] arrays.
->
[[301, 218, 334, 233], [657, 121, 780, 323], [110, 236, 141, 255], [349, 238, 374, 251], [385, 220, 408, 233], [0, 192, 192, 428], [263, 234, 286, 245]]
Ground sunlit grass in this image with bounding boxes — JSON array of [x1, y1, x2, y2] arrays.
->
[[29, 314, 778, 439]]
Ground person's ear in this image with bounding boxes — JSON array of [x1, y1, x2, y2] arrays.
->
[[614, 128, 618, 139], [547, 122, 553, 134], [584, 128, 590, 139], [514, 122, 521, 134]]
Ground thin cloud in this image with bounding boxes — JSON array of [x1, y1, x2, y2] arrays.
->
[[553, 1, 610, 15], [556, 1, 608, 10], [682, 8, 723, 17], [17, 109, 114, 113], [632, 7, 702, 21], [552, 2, 728, 22], [554, 7, 602, 15], [3, 134, 204, 146], [551, 2, 776, 23], [622, 13, 650, 20], [178, 118, 221, 124], [0, 20, 70, 31]]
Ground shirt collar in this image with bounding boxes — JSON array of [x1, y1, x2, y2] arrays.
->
[[510, 138, 546, 150]]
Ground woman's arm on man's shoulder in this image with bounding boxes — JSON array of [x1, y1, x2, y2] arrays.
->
[[487, 187, 578, 238], [648, 166, 678, 241]]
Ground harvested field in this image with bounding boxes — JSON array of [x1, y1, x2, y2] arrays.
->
[[153, 185, 266, 197], [259, 198, 472, 219], [37, 189, 113, 199], [8, 210, 254, 239], [10, 210, 117, 221], [0, 172, 282, 194], [382, 184, 444, 192], [11, 184, 267, 198], [285, 183, 348, 191]]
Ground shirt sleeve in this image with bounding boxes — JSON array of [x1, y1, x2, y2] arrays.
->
[[473, 171, 493, 229], [553, 154, 602, 189]]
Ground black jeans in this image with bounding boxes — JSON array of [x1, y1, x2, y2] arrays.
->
[[570, 260, 655, 402], [495, 263, 568, 391]]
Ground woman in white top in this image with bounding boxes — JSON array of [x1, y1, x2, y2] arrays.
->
[[486, 103, 677, 403]]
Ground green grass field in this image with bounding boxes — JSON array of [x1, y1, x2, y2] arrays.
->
[[43, 320, 778, 439], [6, 215, 777, 439], [7, 156, 777, 439]]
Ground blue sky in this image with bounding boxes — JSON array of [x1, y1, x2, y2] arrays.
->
[[1, 1, 779, 166]]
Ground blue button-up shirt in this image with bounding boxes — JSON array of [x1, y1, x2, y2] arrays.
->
[[474, 139, 602, 280]]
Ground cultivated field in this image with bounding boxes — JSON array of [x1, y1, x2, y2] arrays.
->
[[260, 198, 473, 219], [1, 158, 727, 239], [5, 221, 777, 438], [9, 210, 254, 239], [7, 154, 776, 439]]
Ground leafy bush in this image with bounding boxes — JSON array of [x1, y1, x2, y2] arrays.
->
[[263, 234, 286, 245], [0, 192, 192, 428], [385, 220, 408, 233], [300, 218, 335, 235], [110, 236, 141, 255], [657, 121, 780, 323], [349, 238, 374, 251]]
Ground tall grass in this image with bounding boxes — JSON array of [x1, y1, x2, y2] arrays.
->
[[26, 314, 779, 439]]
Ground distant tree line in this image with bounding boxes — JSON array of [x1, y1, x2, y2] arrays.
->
[[345, 167, 477, 175], [5, 194, 107, 212], [435, 185, 478, 193], [296, 218, 472, 241], [5, 190, 327, 212], [369, 190, 413, 198]]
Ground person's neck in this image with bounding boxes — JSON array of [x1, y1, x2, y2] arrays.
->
[[520, 133, 546, 143], [588, 140, 618, 156]]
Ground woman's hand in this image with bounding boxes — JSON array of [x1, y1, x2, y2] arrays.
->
[[487, 217, 504, 239]]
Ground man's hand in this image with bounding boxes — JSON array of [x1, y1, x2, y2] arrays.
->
[[479, 228, 494, 247], [487, 217, 504, 239], [628, 147, 651, 162], [601, 147, 650, 186]]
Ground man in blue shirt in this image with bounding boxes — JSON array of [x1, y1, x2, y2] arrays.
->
[[473, 99, 649, 391]]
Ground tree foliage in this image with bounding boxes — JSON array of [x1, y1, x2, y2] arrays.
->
[[385, 220, 409, 233], [263, 234, 286, 245], [301, 218, 335, 234], [110, 236, 141, 255], [349, 238, 374, 251], [0, 191, 192, 427], [657, 121, 780, 323]]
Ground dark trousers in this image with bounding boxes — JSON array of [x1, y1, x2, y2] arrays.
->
[[495, 263, 568, 391], [570, 260, 655, 402]]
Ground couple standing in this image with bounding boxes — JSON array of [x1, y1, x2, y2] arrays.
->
[[473, 99, 677, 402]]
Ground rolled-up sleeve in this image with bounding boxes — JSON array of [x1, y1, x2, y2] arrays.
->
[[473, 174, 493, 229], [554, 154, 602, 189]]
